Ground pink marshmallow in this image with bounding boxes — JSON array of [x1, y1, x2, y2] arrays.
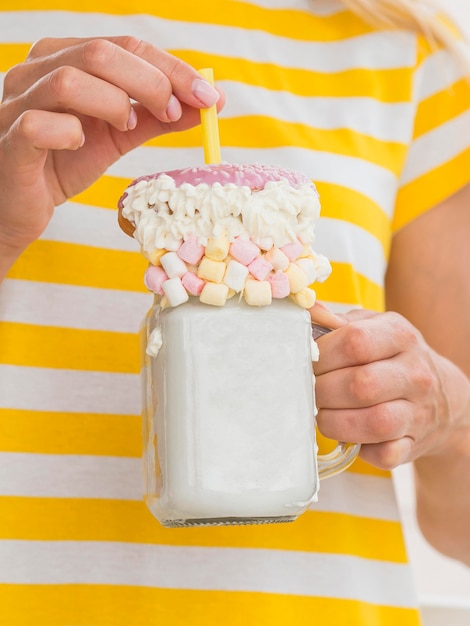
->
[[144, 265, 168, 295], [182, 271, 205, 296], [177, 235, 205, 265], [229, 237, 260, 266], [248, 256, 273, 281], [267, 271, 291, 298], [281, 239, 304, 261]]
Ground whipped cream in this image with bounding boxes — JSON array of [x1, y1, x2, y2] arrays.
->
[[120, 174, 322, 254]]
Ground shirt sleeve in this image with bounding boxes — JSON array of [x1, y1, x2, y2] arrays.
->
[[393, 34, 470, 232]]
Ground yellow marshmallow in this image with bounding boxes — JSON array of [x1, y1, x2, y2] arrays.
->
[[143, 247, 166, 266], [197, 257, 226, 283], [290, 287, 316, 309], [244, 279, 272, 306], [205, 232, 230, 261], [285, 263, 309, 293], [200, 282, 229, 307]]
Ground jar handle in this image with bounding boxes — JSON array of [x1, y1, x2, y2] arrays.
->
[[311, 323, 361, 480]]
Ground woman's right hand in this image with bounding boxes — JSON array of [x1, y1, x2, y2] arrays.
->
[[0, 36, 223, 269]]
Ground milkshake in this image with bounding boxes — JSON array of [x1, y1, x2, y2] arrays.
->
[[118, 162, 358, 527]]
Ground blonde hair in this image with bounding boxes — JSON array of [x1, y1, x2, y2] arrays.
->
[[340, 0, 463, 51]]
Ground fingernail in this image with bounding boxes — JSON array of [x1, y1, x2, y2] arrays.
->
[[166, 94, 182, 121], [127, 107, 138, 130], [79, 132, 85, 148], [192, 78, 220, 107]]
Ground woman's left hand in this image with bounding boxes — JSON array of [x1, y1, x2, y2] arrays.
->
[[313, 308, 467, 469]]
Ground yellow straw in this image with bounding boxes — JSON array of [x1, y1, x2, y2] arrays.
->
[[199, 68, 221, 164]]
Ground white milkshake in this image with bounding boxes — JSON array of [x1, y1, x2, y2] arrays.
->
[[119, 162, 359, 527], [142, 298, 318, 525]]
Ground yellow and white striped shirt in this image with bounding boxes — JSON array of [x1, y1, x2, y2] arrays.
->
[[2, 1, 470, 624]]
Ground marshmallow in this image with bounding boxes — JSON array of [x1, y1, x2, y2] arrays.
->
[[182, 271, 205, 296], [177, 235, 205, 265], [143, 247, 166, 266], [200, 282, 229, 307], [281, 239, 304, 261], [296, 258, 317, 285], [248, 256, 273, 281], [160, 251, 188, 278], [162, 277, 189, 307], [197, 257, 226, 283], [144, 265, 168, 295], [290, 287, 316, 309], [205, 232, 230, 261], [223, 260, 249, 292], [285, 262, 309, 293], [264, 247, 289, 271], [229, 238, 260, 266], [267, 271, 291, 299], [244, 279, 272, 306]]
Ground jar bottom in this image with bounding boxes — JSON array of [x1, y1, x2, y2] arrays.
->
[[161, 515, 297, 528]]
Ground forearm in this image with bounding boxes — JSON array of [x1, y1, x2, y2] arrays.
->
[[413, 356, 470, 565]]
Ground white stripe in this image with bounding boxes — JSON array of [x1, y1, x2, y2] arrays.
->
[[0, 365, 140, 414], [400, 108, 470, 186], [316, 218, 386, 285], [0, 452, 399, 521], [244, 0, 344, 14], [220, 82, 414, 143], [0, 279, 152, 332], [107, 146, 398, 217], [0, 540, 418, 607], [2, 12, 417, 71], [41, 202, 139, 252], [414, 47, 469, 101]]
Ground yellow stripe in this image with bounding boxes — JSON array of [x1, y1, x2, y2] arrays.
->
[[0, 322, 139, 373], [2, 2, 374, 42], [0, 496, 407, 561], [72, 175, 132, 210], [1, 409, 388, 479], [0, 43, 30, 71], [0, 409, 141, 456], [0, 585, 421, 626], [151, 117, 406, 172], [315, 261, 385, 312], [6, 240, 148, 290], [394, 146, 470, 232], [316, 182, 391, 256], [168, 50, 413, 102], [414, 78, 470, 139]]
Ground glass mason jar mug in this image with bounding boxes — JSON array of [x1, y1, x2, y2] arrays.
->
[[141, 296, 360, 528]]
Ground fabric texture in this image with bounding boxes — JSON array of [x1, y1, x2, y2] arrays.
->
[[1, 1, 470, 624]]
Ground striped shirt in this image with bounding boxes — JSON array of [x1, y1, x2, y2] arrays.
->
[[1, 0, 470, 624]]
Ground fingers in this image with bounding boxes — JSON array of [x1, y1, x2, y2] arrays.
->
[[6, 109, 83, 165], [8, 37, 220, 125], [314, 311, 420, 375]]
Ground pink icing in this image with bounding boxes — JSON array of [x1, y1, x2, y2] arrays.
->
[[118, 162, 314, 207]]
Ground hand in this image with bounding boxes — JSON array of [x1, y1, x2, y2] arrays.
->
[[0, 36, 223, 258], [313, 309, 465, 470]]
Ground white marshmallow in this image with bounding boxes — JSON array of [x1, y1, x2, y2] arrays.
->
[[162, 277, 189, 307], [160, 251, 188, 278], [296, 258, 317, 285], [224, 260, 249, 292]]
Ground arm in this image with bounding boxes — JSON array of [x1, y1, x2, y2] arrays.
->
[[385, 183, 470, 565], [0, 36, 222, 283], [313, 184, 470, 565]]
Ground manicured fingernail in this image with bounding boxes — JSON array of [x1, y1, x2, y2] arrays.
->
[[166, 94, 182, 121], [192, 78, 220, 107], [79, 132, 85, 147], [127, 107, 138, 130]]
